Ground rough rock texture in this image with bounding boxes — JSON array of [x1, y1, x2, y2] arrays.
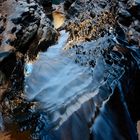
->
[[0, 0, 58, 95], [0, 0, 140, 140], [0, 0, 58, 59], [0, 1, 58, 138]]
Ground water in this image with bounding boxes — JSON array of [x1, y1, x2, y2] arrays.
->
[[24, 31, 138, 140], [24, 30, 98, 123], [24, 31, 120, 127]]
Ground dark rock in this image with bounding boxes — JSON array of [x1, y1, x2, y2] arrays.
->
[[64, 0, 75, 9], [37, 27, 58, 51], [115, 25, 128, 45], [0, 0, 140, 139], [0, 53, 16, 79], [11, 27, 17, 33], [0, 26, 4, 34], [128, 0, 140, 20], [133, 0, 140, 6], [133, 20, 140, 32], [11, 17, 22, 24], [0, 45, 15, 62], [38, 0, 52, 6], [127, 29, 140, 45], [118, 9, 132, 26], [118, 9, 131, 18], [90, 11, 96, 18], [67, 4, 79, 18], [16, 23, 38, 52], [0, 51, 12, 62], [0, 70, 6, 85]]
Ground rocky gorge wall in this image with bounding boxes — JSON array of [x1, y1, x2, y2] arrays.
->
[[0, 0, 140, 140]]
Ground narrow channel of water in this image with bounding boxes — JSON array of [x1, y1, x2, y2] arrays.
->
[[23, 29, 138, 140], [24, 30, 96, 118]]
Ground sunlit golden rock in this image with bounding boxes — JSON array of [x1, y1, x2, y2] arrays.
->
[[52, 11, 65, 29]]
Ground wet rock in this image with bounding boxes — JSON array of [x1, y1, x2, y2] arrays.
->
[[115, 25, 126, 44], [37, 29, 57, 51], [133, 20, 140, 32], [113, 0, 140, 47], [11, 27, 17, 34], [0, 0, 140, 139], [125, 70, 140, 123], [0, 53, 17, 79], [0, 71, 6, 86], [127, 28, 140, 45], [99, 1, 107, 8], [118, 9, 131, 18], [0, 112, 4, 131], [0, 0, 58, 61], [37, 15, 58, 51], [37, 0, 52, 16], [8, 2, 40, 52], [0, 26, 4, 34], [16, 23, 38, 52], [118, 9, 132, 26], [64, 0, 76, 10], [0, 45, 15, 62], [38, 0, 52, 6], [128, 0, 140, 20], [129, 0, 140, 7], [0, 1, 58, 137]]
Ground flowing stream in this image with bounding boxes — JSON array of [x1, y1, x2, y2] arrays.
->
[[24, 30, 99, 125], [24, 30, 138, 140]]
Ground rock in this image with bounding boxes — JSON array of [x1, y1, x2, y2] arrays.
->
[[118, 9, 131, 18], [0, 0, 140, 140], [34, 13, 59, 51], [134, 20, 140, 32], [11, 27, 17, 33], [37, 26, 58, 51], [127, 28, 140, 45], [137, 121, 140, 140], [118, 9, 132, 26], [53, 11, 65, 29], [0, 112, 4, 131], [0, 0, 58, 60], [0, 45, 15, 62], [114, 0, 140, 47], [99, 1, 107, 8], [133, 0, 140, 6], [38, 0, 52, 6], [128, 0, 140, 20], [0, 26, 4, 34], [16, 23, 38, 51], [0, 70, 6, 86], [0, 53, 17, 79], [37, 0, 52, 14], [64, 0, 75, 10]]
